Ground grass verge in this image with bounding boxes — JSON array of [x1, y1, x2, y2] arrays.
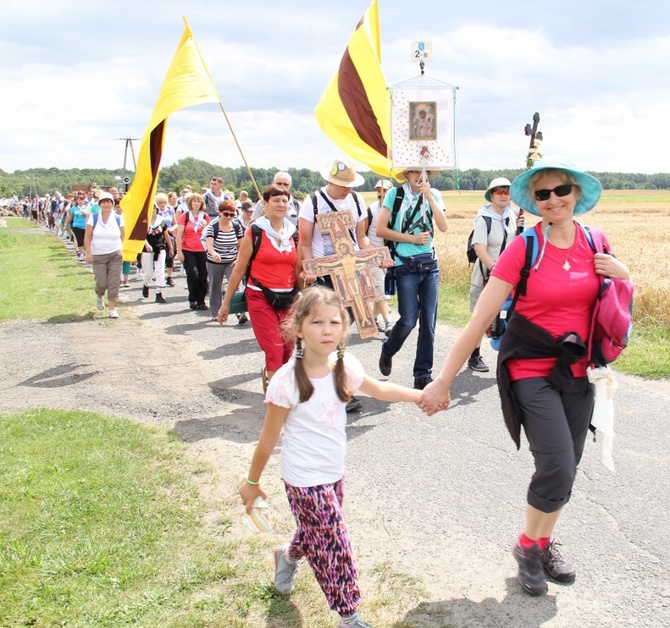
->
[[0, 409, 429, 626], [0, 224, 96, 322]]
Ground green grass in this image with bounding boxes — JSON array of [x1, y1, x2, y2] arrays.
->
[[0, 409, 427, 626], [0, 409, 230, 625], [0, 226, 97, 322]]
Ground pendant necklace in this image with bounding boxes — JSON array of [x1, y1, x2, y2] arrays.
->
[[551, 228, 576, 271]]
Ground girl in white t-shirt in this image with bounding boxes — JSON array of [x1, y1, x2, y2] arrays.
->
[[239, 287, 419, 628]]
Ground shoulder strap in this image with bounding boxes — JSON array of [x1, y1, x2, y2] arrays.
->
[[508, 228, 539, 315], [92, 213, 98, 227], [384, 186, 405, 259]]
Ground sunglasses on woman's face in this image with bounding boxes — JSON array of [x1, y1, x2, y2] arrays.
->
[[220, 211, 234, 217], [534, 184, 575, 202]]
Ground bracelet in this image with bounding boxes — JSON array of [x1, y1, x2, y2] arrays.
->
[[245, 477, 260, 486]]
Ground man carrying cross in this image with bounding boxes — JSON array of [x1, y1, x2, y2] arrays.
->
[[299, 157, 378, 412]]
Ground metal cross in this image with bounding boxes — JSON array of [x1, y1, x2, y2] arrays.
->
[[524, 112, 543, 149]]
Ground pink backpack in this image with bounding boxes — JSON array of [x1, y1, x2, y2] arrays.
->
[[586, 227, 634, 366]]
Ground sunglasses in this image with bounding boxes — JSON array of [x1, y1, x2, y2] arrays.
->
[[534, 184, 575, 202], [220, 211, 235, 217], [492, 187, 510, 195]]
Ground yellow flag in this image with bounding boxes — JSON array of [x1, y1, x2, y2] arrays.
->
[[120, 17, 220, 261], [315, 0, 397, 178]]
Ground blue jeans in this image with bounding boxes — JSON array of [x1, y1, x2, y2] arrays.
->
[[381, 264, 439, 379]]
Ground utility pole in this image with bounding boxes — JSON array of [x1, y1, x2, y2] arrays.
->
[[117, 137, 139, 190]]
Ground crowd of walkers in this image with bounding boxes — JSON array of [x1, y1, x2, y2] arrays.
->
[[13, 158, 632, 627]]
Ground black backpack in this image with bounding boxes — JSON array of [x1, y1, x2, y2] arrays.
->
[[383, 186, 433, 260]]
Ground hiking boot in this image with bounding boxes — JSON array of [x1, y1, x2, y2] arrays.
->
[[542, 540, 576, 583], [189, 301, 198, 310], [96, 296, 105, 311], [467, 355, 490, 372], [513, 543, 548, 596], [155, 292, 166, 304], [197, 303, 208, 310], [382, 320, 393, 337], [166, 277, 175, 287], [379, 349, 392, 376], [413, 377, 433, 390], [142, 284, 149, 298], [346, 396, 362, 413], [274, 544, 300, 595]]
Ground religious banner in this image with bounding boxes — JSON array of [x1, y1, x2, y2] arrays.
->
[[302, 211, 391, 339], [389, 75, 458, 172]]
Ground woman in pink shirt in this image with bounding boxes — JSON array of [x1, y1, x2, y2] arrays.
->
[[418, 158, 630, 597]]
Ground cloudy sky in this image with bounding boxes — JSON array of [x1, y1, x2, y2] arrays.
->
[[2, 0, 668, 175]]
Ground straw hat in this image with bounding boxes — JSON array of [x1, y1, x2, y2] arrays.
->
[[319, 158, 365, 188]]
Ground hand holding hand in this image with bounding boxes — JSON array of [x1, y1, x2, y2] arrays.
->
[[417, 378, 451, 415]]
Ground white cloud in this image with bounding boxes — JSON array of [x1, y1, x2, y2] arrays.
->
[[1, 0, 668, 176]]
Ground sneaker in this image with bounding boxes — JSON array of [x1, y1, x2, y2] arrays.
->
[[513, 543, 548, 596], [338, 615, 372, 628], [197, 303, 208, 310], [467, 355, 490, 373], [166, 277, 175, 287], [274, 544, 300, 595], [142, 284, 149, 298], [541, 540, 576, 583], [375, 317, 384, 333], [155, 292, 166, 304], [382, 320, 393, 337], [237, 313, 249, 325], [189, 301, 198, 310], [108, 309, 119, 319], [122, 280, 130, 288], [346, 396, 363, 413], [96, 296, 104, 311], [379, 349, 392, 376], [413, 377, 433, 390]]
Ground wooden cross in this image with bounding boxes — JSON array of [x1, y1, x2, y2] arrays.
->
[[524, 112, 543, 149], [303, 210, 392, 339]]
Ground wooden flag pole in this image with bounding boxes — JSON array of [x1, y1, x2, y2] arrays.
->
[[217, 102, 262, 201]]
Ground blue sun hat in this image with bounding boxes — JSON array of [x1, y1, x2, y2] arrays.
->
[[510, 157, 602, 216]]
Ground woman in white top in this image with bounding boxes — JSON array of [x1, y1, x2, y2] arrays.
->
[[84, 191, 125, 318]]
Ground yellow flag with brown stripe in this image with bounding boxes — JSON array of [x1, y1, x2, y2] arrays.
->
[[120, 17, 220, 262], [315, 0, 397, 178]]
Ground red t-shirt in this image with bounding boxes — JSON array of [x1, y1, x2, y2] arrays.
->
[[178, 212, 210, 252], [492, 223, 603, 380], [248, 229, 299, 289]]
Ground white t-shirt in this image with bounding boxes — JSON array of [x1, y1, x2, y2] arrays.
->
[[265, 352, 365, 487], [367, 200, 384, 248], [87, 213, 124, 255], [298, 187, 366, 258]]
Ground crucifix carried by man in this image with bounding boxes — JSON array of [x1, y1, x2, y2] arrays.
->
[[303, 210, 391, 339]]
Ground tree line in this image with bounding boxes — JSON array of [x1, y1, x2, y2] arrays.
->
[[2, 157, 669, 200]]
